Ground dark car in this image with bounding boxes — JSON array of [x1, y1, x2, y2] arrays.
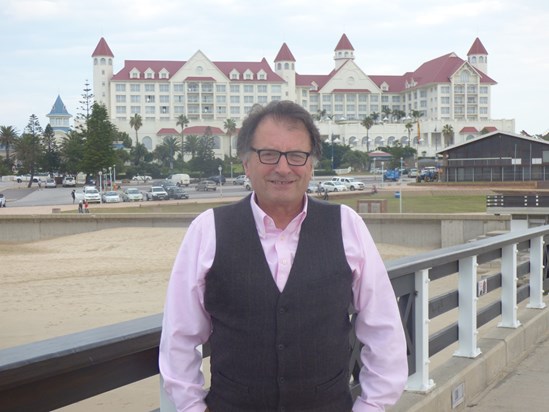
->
[[208, 175, 226, 185], [166, 186, 189, 200], [196, 180, 217, 191]]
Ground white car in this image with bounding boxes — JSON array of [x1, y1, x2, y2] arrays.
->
[[331, 177, 365, 191], [121, 187, 143, 202], [101, 191, 121, 203], [83, 187, 101, 203], [132, 175, 152, 182], [320, 181, 347, 192], [44, 178, 57, 188]]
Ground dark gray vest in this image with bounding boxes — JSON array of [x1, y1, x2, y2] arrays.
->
[[205, 195, 353, 412]]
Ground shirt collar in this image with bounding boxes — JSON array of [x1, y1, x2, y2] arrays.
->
[[249, 193, 308, 237]]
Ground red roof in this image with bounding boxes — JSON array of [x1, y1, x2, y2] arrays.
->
[[112, 60, 185, 81], [274, 43, 296, 62], [467, 38, 488, 56], [183, 126, 224, 135], [368, 150, 392, 158], [332, 89, 371, 93], [460, 127, 478, 133], [368, 75, 407, 92], [185, 76, 216, 81], [335, 34, 354, 51], [157, 128, 179, 135], [483, 126, 497, 132], [92, 37, 114, 58]]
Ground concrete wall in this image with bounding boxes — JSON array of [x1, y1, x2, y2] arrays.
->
[[0, 213, 511, 248]]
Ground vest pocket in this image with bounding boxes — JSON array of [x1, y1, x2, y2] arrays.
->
[[212, 370, 251, 395], [315, 369, 349, 395]]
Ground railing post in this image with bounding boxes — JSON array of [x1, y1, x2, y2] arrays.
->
[[454, 255, 482, 358], [527, 236, 546, 309], [499, 243, 521, 328], [406, 268, 435, 392]]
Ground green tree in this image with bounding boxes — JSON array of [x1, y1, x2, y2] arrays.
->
[[342, 150, 369, 172], [360, 116, 374, 152], [183, 135, 200, 159], [15, 114, 44, 187], [405, 122, 414, 146], [370, 111, 380, 123], [176, 114, 189, 160], [378, 143, 416, 169], [59, 130, 85, 176], [381, 106, 392, 121], [223, 118, 237, 159], [442, 124, 454, 147], [0, 125, 18, 168], [154, 136, 180, 170], [392, 109, 406, 122], [129, 113, 142, 146], [80, 103, 117, 178], [41, 124, 60, 174], [76, 80, 94, 129]]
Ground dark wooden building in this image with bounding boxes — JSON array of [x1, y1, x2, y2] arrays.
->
[[437, 131, 549, 182]]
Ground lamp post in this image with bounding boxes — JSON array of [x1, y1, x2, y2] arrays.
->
[[399, 157, 403, 213], [113, 165, 116, 189], [98, 171, 103, 203], [325, 134, 341, 171], [218, 166, 223, 198], [108, 167, 112, 190]]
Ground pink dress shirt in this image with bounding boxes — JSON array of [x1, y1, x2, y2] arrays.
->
[[159, 195, 408, 412]]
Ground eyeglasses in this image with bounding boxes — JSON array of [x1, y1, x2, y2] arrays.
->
[[250, 148, 311, 166]]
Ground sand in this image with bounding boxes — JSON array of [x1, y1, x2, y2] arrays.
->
[[0, 227, 429, 411]]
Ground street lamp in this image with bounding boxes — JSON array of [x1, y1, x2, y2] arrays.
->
[[325, 134, 341, 171], [98, 171, 103, 203], [112, 165, 116, 189], [399, 157, 403, 213], [218, 166, 223, 198], [108, 167, 112, 190]]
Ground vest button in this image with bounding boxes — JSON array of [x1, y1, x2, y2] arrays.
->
[[277, 343, 285, 351], [278, 376, 285, 383], [278, 307, 286, 314]]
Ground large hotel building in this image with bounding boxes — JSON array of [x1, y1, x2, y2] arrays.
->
[[90, 34, 514, 158]]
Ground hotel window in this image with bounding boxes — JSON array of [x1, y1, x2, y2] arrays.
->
[[271, 96, 281, 101], [115, 84, 126, 92], [258, 73, 266, 80], [480, 86, 488, 94], [146, 72, 154, 79], [271, 85, 281, 93], [145, 95, 155, 103], [244, 85, 254, 93], [174, 84, 184, 92], [159, 84, 169, 92], [217, 106, 226, 114], [130, 84, 140, 92], [467, 85, 477, 93], [174, 106, 185, 113], [216, 84, 226, 93], [322, 94, 331, 103], [334, 104, 343, 112], [230, 85, 240, 93], [145, 106, 155, 114], [391, 95, 400, 102], [441, 107, 450, 114], [244, 72, 253, 80], [480, 107, 488, 114], [131, 71, 139, 79], [334, 95, 344, 102], [145, 84, 155, 92], [358, 104, 367, 112], [244, 96, 254, 103], [441, 86, 450, 94], [160, 95, 170, 103], [370, 95, 379, 102], [216, 95, 226, 103], [160, 72, 168, 79], [116, 106, 126, 114], [479, 97, 488, 104], [230, 96, 240, 103], [244, 105, 253, 114], [257, 85, 267, 93], [130, 106, 140, 114], [174, 95, 184, 103], [161, 106, 169, 114], [441, 97, 450, 104], [116, 95, 126, 103], [346, 94, 356, 102], [257, 96, 268, 103], [230, 106, 240, 115]]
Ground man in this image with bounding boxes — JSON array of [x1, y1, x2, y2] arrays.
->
[[160, 101, 408, 412]]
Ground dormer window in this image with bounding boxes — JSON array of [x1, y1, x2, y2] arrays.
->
[[145, 68, 155, 79], [230, 70, 240, 80], [244, 70, 253, 80], [159, 69, 169, 79]]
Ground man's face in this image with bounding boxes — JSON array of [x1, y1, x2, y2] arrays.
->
[[243, 116, 313, 211]]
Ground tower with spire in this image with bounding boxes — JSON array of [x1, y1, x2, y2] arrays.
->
[[467, 37, 488, 74], [334, 34, 355, 70], [92, 37, 115, 112], [46, 95, 72, 136], [274, 42, 297, 101]]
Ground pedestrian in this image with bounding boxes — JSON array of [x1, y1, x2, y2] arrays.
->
[[71, 189, 76, 204], [78, 200, 83, 214], [84, 199, 89, 214], [159, 101, 408, 412], [37, 180, 42, 190]]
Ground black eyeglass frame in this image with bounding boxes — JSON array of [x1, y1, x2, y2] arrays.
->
[[249, 147, 311, 166]]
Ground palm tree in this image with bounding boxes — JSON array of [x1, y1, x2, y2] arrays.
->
[[0, 125, 18, 167], [183, 135, 199, 159], [223, 118, 237, 158], [154, 136, 180, 170], [381, 106, 392, 122], [442, 124, 454, 147], [405, 122, 414, 146], [360, 116, 374, 152], [176, 115, 189, 160], [370, 111, 380, 124], [129, 114, 142, 146]]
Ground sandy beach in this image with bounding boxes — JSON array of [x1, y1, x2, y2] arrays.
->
[[0, 226, 429, 411]]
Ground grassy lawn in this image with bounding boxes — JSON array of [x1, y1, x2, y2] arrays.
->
[[84, 190, 488, 215]]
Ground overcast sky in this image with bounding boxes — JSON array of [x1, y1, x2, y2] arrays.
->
[[1, 0, 548, 135]]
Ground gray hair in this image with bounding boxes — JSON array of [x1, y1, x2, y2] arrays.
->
[[236, 100, 322, 161]]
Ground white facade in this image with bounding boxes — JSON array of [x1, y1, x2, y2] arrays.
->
[[92, 35, 515, 158]]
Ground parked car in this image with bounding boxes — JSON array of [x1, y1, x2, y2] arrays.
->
[[0, 193, 6, 207], [83, 187, 101, 203], [233, 175, 247, 185], [166, 173, 190, 187], [320, 181, 347, 192], [101, 191, 121, 203], [44, 178, 57, 188], [121, 187, 143, 202], [145, 186, 168, 200], [408, 168, 419, 178], [166, 186, 189, 200], [208, 175, 226, 185], [132, 175, 152, 182], [331, 177, 365, 191], [62, 176, 76, 187], [244, 178, 253, 191], [196, 180, 217, 191], [307, 182, 319, 193]]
